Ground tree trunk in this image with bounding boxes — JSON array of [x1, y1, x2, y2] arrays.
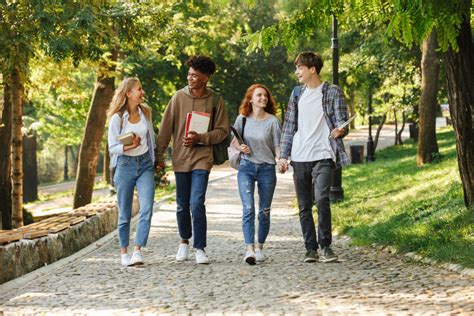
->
[[0, 81, 13, 230], [417, 30, 440, 165], [70, 145, 78, 176], [445, 10, 474, 207], [393, 108, 400, 145], [22, 134, 38, 203], [396, 111, 406, 145], [373, 113, 387, 151], [11, 67, 24, 227], [64, 145, 69, 181], [73, 53, 117, 208]]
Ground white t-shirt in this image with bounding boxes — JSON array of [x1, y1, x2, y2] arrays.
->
[[291, 85, 335, 162], [122, 118, 149, 156]]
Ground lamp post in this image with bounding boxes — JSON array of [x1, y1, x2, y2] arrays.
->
[[329, 14, 344, 202]]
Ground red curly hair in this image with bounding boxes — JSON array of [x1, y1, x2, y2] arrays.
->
[[239, 84, 277, 117]]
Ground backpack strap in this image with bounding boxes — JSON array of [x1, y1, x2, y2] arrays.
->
[[211, 92, 219, 131], [241, 116, 247, 142], [293, 86, 303, 132]]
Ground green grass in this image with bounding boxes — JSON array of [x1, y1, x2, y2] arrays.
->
[[333, 128, 474, 268], [155, 184, 176, 200]]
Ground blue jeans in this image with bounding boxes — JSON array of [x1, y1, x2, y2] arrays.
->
[[175, 169, 210, 250], [114, 153, 155, 248], [237, 159, 277, 245]]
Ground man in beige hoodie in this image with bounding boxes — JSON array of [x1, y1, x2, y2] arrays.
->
[[156, 55, 229, 264]]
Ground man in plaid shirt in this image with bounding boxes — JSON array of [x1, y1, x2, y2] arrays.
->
[[278, 52, 350, 263]]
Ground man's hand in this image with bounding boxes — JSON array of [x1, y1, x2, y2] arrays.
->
[[183, 131, 201, 147], [330, 127, 345, 139], [155, 160, 166, 172], [277, 158, 289, 174]]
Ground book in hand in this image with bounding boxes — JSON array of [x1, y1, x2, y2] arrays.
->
[[185, 111, 211, 137], [116, 132, 135, 145], [337, 114, 357, 129]]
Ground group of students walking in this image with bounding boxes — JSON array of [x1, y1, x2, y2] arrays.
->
[[107, 52, 350, 267]]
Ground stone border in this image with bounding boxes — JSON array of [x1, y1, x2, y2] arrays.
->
[[370, 242, 473, 278], [0, 198, 139, 284]]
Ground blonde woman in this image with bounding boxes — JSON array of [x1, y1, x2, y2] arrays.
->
[[107, 77, 156, 267]]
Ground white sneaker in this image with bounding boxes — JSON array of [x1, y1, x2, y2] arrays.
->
[[121, 253, 131, 266], [195, 249, 209, 264], [176, 243, 189, 261], [130, 251, 144, 266], [255, 248, 266, 262], [244, 251, 256, 265]]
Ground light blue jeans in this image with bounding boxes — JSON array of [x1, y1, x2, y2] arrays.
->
[[237, 159, 277, 245], [114, 153, 155, 248]]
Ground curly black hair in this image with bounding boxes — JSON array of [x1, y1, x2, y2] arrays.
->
[[186, 55, 216, 75]]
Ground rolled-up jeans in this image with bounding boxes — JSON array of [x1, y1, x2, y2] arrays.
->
[[175, 169, 210, 250], [114, 153, 155, 248], [291, 159, 334, 251], [237, 159, 277, 246]]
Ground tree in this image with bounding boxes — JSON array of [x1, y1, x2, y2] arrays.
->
[[249, 0, 474, 207], [73, 53, 117, 208], [0, 81, 12, 229], [444, 7, 474, 206], [72, 2, 174, 208], [417, 30, 440, 165]]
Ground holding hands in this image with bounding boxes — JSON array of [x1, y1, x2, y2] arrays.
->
[[277, 158, 288, 174]]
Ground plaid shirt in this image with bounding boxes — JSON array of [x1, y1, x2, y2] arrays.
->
[[280, 82, 350, 168]]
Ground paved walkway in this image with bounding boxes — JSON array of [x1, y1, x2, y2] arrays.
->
[[1, 164, 472, 314], [24, 124, 409, 218]]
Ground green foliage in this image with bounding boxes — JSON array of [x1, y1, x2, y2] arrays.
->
[[249, 0, 469, 54], [28, 55, 96, 146], [333, 129, 474, 267]]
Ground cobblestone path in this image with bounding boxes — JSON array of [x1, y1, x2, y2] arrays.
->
[[1, 169, 473, 315]]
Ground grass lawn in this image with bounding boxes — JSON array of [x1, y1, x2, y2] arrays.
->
[[333, 128, 473, 268]]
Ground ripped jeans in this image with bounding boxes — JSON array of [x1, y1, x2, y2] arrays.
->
[[237, 159, 277, 246]]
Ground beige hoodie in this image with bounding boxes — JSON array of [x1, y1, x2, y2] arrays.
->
[[157, 86, 229, 172]]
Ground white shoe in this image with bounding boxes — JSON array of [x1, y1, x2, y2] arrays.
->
[[244, 251, 256, 265], [195, 249, 209, 264], [255, 248, 266, 262], [176, 243, 189, 261], [121, 253, 131, 266], [130, 251, 144, 266]]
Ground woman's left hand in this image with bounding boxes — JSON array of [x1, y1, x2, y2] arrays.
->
[[240, 144, 251, 154]]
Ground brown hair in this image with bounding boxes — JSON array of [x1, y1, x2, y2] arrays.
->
[[239, 84, 277, 117], [294, 51, 324, 75]]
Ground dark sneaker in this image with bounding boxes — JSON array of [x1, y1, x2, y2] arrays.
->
[[320, 246, 338, 263], [304, 250, 318, 263]]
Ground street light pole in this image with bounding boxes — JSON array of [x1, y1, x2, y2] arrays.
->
[[330, 14, 344, 202]]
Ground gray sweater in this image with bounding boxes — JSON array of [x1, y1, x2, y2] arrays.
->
[[233, 114, 281, 165]]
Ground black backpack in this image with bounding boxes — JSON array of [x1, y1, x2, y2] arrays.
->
[[210, 93, 231, 165]]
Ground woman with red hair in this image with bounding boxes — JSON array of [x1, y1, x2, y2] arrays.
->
[[231, 84, 281, 265]]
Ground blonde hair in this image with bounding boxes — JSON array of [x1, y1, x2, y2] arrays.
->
[[107, 77, 151, 120]]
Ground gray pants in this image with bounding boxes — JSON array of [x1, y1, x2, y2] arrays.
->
[[292, 159, 335, 251]]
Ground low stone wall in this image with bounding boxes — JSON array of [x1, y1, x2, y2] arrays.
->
[[0, 198, 138, 284]]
